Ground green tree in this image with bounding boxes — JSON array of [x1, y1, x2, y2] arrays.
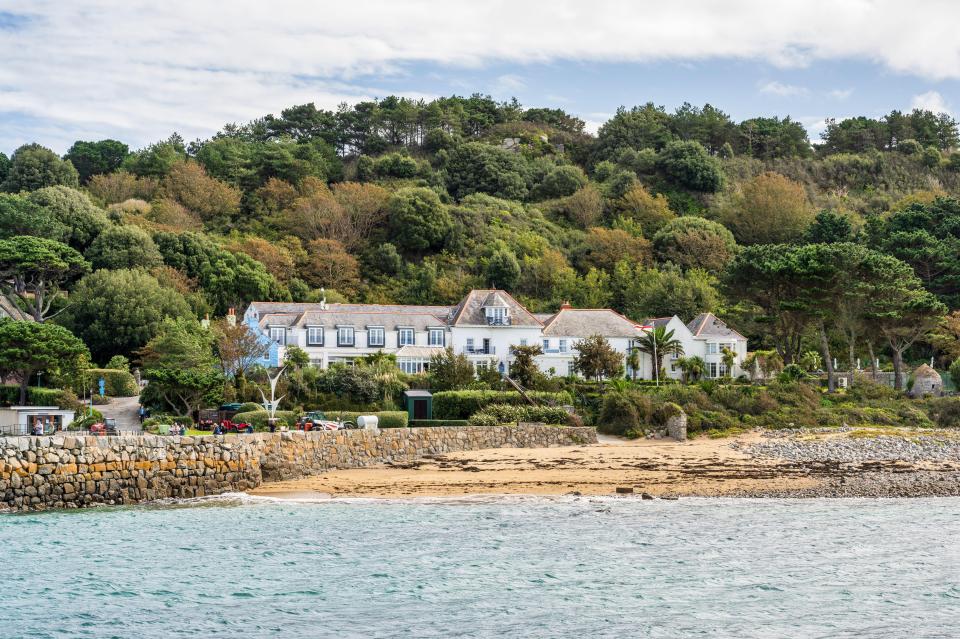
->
[[0, 236, 89, 322], [58, 269, 194, 363], [614, 263, 719, 321], [572, 334, 624, 382], [485, 248, 521, 290], [536, 165, 587, 199], [387, 187, 452, 252], [121, 135, 187, 178], [655, 140, 723, 192], [2, 144, 79, 192], [444, 142, 530, 201], [635, 327, 684, 380], [64, 140, 130, 183], [508, 344, 544, 388], [0, 193, 69, 241], [0, 320, 89, 404], [428, 347, 476, 391], [139, 317, 224, 416], [676, 355, 706, 383], [85, 225, 163, 270], [105, 354, 131, 371], [804, 210, 854, 244], [593, 103, 675, 161], [26, 186, 109, 250]]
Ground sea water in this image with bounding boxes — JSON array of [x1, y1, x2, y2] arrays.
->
[[0, 496, 958, 638]]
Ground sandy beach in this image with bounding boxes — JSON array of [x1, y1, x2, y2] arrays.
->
[[249, 428, 960, 499]]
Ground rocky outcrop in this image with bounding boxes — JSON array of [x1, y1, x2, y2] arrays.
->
[[0, 426, 596, 511]]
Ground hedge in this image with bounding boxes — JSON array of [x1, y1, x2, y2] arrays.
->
[[237, 402, 263, 413], [232, 410, 298, 430], [331, 411, 408, 428], [467, 404, 571, 427], [410, 419, 469, 428], [88, 368, 139, 397], [0, 385, 65, 407], [432, 390, 573, 420]]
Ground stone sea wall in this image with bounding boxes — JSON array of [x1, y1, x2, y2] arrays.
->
[[0, 425, 596, 512]]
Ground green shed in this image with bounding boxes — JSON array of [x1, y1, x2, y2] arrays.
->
[[403, 390, 433, 420]]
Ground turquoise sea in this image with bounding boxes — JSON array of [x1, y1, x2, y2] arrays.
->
[[1, 496, 958, 638]]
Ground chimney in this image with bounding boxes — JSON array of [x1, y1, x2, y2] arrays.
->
[[560, 301, 572, 310], [226, 307, 236, 327]]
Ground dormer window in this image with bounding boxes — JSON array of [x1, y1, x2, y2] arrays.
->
[[486, 306, 509, 326]]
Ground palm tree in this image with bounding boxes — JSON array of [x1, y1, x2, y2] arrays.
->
[[627, 347, 641, 381], [720, 347, 737, 379], [676, 356, 706, 383], [636, 326, 684, 382]]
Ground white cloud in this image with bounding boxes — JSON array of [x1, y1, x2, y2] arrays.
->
[[4, 1, 960, 150], [491, 74, 526, 94], [911, 90, 951, 114], [758, 81, 808, 97], [827, 88, 854, 100]]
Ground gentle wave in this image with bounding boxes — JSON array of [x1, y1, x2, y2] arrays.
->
[[1, 497, 958, 638]]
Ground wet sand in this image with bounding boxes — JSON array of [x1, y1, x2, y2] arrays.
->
[[250, 431, 828, 499]]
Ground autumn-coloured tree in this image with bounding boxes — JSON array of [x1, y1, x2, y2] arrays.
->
[[225, 236, 295, 282], [579, 227, 652, 272], [614, 183, 676, 236], [160, 160, 241, 224], [87, 170, 159, 204], [302, 238, 361, 291], [721, 172, 813, 245]]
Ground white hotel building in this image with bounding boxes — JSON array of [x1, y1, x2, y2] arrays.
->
[[243, 289, 747, 379]]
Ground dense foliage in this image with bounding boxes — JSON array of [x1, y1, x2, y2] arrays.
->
[[4, 95, 960, 417]]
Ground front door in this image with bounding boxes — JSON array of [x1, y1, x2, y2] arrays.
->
[[413, 399, 429, 420]]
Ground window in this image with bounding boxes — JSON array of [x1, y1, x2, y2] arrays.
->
[[466, 338, 475, 353], [559, 339, 568, 353], [306, 326, 323, 346], [398, 358, 429, 374], [719, 362, 727, 377], [486, 306, 508, 325], [398, 328, 414, 346], [337, 326, 355, 347], [709, 362, 718, 378], [269, 326, 286, 345], [707, 343, 718, 355], [428, 328, 445, 347], [542, 339, 550, 351], [520, 339, 527, 347], [368, 327, 384, 347]]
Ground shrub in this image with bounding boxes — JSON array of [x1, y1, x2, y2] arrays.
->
[[87, 368, 139, 397], [433, 390, 572, 419], [232, 410, 297, 430], [70, 408, 104, 430], [924, 397, 960, 428], [597, 393, 640, 436], [237, 402, 263, 413], [0, 385, 66, 407], [467, 403, 570, 426]]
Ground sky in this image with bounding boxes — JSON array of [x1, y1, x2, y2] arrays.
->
[[2, 0, 960, 154]]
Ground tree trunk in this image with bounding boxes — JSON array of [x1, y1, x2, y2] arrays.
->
[[867, 341, 877, 379], [818, 321, 835, 392], [18, 375, 28, 405], [891, 347, 904, 390]]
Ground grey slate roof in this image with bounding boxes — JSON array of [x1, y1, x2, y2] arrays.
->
[[450, 290, 541, 327], [249, 301, 453, 317], [541, 309, 642, 338], [686, 313, 746, 340]]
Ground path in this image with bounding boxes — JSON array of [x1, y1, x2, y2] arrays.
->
[[97, 395, 142, 433]]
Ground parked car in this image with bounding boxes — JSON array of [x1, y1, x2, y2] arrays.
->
[[297, 411, 356, 431]]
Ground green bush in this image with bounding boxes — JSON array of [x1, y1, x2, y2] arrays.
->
[[433, 390, 572, 419], [597, 393, 640, 436], [232, 410, 297, 430], [923, 397, 960, 428], [88, 368, 139, 397], [410, 419, 469, 427], [70, 408, 104, 430], [237, 402, 263, 413], [467, 403, 570, 426], [0, 385, 66, 407]]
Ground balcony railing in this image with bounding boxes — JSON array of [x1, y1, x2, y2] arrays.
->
[[486, 317, 511, 326], [463, 346, 496, 355]]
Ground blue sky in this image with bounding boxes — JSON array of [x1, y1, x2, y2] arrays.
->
[[1, 1, 959, 154]]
